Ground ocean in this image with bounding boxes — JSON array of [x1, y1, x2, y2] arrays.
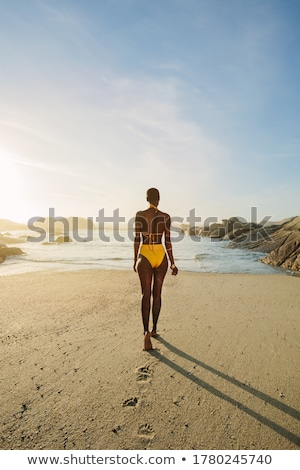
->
[[0, 229, 289, 276]]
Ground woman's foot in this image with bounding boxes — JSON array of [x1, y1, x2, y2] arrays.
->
[[150, 330, 159, 338], [143, 331, 153, 351]]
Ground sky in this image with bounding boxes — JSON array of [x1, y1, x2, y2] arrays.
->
[[0, 0, 299, 225]]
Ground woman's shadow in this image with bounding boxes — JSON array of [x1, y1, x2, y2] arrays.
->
[[150, 336, 300, 447]]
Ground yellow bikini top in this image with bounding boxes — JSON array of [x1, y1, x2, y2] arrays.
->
[[145, 203, 159, 243], [140, 203, 162, 245]]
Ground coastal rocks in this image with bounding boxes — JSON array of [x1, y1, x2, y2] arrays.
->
[[55, 235, 73, 243], [228, 225, 288, 252], [200, 223, 225, 238], [261, 231, 300, 272], [0, 245, 24, 263], [189, 214, 300, 273], [42, 236, 73, 244], [200, 217, 261, 240], [222, 217, 244, 235], [189, 226, 202, 236], [230, 215, 300, 273]]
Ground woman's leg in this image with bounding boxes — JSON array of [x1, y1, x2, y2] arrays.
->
[[152, 256, 168, 334], [136, 255, 153, 341]]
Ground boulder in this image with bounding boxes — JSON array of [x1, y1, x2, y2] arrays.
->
[[55, 235, 73, 243], [222, 217, 244, 233], [189, 226, 201, 236], [201, 217, 254, 239], [209, 224, 226, 238], [0, 245, 24, 262]]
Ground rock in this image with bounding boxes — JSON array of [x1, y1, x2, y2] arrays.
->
[[205, 223, 225, 238], [180, 224, 190, 235], [229, 226, 288, 252], [201, 217, 249, 239], [280, 215, 300, 231], [0, 246, 25, 262], [224, 223, 261, 241], [261, 231, 300, 271], [189, 226, 201, 236], [55, 235, 73, 243], [227, 215, 300, 273]]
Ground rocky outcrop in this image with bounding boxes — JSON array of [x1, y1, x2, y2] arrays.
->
[[260, 228, 300, 272], [191, 214, 300, 273], [0, 245, 24, 263], [229, 215, 300, 273], [200, 217, 261, 240]]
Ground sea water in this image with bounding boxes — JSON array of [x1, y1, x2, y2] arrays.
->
[[0, 229, 288, 277]]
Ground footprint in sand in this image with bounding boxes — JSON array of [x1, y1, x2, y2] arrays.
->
[[138, 423, 155, 439], [136, 365, 153, 382], [173, 395, 185, 406], [122, 397, 138, 407]]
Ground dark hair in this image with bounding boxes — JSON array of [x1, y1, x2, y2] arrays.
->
[[146, 188, 160, 204]]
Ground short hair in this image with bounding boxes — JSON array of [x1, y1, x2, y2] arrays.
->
[[146, 188, 160, 204]]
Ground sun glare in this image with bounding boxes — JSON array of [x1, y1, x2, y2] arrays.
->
[[0, 151, 27, 223]]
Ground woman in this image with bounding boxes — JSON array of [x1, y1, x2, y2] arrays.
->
[[134, 188, 178, 351]]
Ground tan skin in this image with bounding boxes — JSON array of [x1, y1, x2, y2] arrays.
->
[[134, 196, 178, 351]]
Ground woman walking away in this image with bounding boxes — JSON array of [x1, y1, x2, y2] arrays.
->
[[133, 188, 178, 351]]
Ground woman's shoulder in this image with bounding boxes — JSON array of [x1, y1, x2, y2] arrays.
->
[[158, 209, 170, 220], [135, 208, 170, 220], [135, 209, 147, 217]]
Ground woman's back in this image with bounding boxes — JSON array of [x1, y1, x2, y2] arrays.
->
[[135, 207, 169, 244]]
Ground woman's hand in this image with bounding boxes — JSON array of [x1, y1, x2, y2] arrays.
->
[[170, 264, 178, 276]]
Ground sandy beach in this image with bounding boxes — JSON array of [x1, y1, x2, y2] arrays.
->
[[0, 269, 299, 450]]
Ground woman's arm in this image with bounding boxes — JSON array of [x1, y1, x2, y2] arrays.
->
[[133, 212, 141, 272], [164, 214, 178, 275]]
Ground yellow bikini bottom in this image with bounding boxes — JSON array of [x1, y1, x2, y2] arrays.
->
[[139, 244, 166, 268]]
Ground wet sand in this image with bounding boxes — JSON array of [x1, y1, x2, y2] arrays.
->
[[0, 270, 299, 450]]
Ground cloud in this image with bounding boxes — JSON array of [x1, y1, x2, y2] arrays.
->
[[33, 0, 85, 29], [0, 120, 51, 143], [2, 151, 82, 180], [1, 67, 228, 219]]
